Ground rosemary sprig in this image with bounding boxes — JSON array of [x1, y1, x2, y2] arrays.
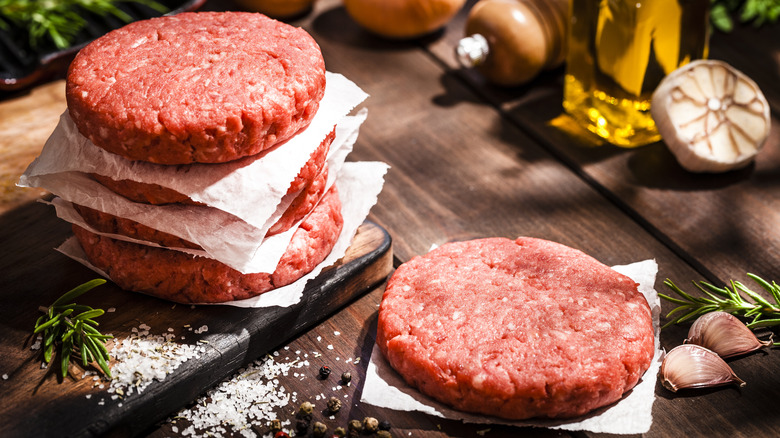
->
[[660, 273, 780, 329], [34, 279, 113, 379], [0, 0, 167, 49]]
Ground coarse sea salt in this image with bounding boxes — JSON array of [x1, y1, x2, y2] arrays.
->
[[109, 323, 204, 397], [171, 353, 308, 438]]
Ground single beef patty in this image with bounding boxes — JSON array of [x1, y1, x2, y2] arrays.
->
[[66, 12, 326, 164], [376, 237, 654, 420], [72, 186, 343, 303]]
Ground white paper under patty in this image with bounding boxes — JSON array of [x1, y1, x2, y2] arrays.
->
[[362, 259, 662, 435]]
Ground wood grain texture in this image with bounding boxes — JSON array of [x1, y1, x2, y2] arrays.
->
[[0, 210, 392, 438], [0, 80, 65, 215], [1, 0, 779, 437]]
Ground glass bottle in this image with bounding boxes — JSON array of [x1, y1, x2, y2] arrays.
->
[[563, 0, 710, 147]]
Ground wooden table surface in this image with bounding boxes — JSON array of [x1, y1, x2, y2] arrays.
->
[[1, 0, 779, 437]]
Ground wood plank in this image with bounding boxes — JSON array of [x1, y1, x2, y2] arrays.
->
[[429, 0, 780, 284], [422, 3, 780, 437], [0, 201, 393, 437]]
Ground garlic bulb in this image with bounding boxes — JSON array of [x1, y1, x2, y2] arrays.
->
[[686, 311, 772, 358], [660, 344, 745, 392], [651, 59, 771, 173]]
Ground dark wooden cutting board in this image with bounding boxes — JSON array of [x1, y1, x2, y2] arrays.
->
[[0, 198, 392, 437]]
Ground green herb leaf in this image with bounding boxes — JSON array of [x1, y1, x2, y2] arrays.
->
[[661, 274, 780, 329], [0, 0, 169, 49], [33, 279, 113, 379], [710, 0, 780, 32]]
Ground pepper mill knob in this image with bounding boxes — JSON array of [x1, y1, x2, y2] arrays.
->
[[456, 0, 569, 86]]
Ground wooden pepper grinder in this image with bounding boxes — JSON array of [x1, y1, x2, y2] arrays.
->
[[456, 0, 569, 86]]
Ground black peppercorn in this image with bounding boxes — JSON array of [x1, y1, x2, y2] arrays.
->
[[340, 371, 352, 385], [319, 365, 331, 379], [378, 420, 391, 431], [295, 419, 310, 434]]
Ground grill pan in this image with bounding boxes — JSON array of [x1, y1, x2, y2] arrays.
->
[[0, 0, 206, 92]]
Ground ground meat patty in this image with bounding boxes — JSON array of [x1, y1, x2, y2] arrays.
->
[[90, 127, 335, 206], [75, 163, 330, 248], [72, 186, 343, 303], [376, 237, 654, 420], [66, 12, 326, 164]]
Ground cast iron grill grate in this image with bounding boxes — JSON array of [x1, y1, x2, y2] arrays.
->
[[0, 0, 205, 92]]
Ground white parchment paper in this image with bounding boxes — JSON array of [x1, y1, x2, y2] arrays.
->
[[55, 161, 390, 308], [361, 259, 662, 435], [19, 72, 368, 230], [21, 109, 367, 274]]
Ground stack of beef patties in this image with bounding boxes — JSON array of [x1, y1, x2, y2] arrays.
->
[[20, 12, 382, 304]]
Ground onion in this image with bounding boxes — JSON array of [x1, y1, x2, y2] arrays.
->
[[343, 0, 467, 39], [234, 0, 315, 19]]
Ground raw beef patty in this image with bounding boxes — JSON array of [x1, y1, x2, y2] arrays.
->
[[376, 237, 654, 420], [66, 11, 326, 164], [72, 187, 343, 303]]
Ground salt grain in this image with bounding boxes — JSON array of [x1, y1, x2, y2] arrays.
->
[[109, 323, 204, 398], [171, 353, 308, 437], [2, 374, 8, 380]]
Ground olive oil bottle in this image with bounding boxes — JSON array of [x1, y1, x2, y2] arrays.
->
[[563, 0, 710, 147]]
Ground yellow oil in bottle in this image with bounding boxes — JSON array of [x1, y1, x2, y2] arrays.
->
[[563, 0, 709, 147]]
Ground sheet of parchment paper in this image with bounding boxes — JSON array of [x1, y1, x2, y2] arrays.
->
[[55, 161, 390, 308], [361, 259, 662, 435], [23, 111, 366, 274], [19, 72, 368, 230]]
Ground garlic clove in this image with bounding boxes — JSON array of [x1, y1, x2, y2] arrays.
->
[[651, 59, 771, 173], [686, 311, 772, 358], [660, 344, 746, 392]]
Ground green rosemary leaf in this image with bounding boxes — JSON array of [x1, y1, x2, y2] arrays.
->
[[747, 317, 780, 329], [661, 274, 780, 329], [80, 341, 90, 366], [697, 281, 734, 302], [656, 292, 691, 306], [61, 337, 72, 378], [95, 351, 112, 378], [43, 339, 54, 364], [734, 281, 778, 309], [33, 278, 113, 379], [74, 308, 104, 321], [33, 313, 60, 334], [52, 279, 106, 307]]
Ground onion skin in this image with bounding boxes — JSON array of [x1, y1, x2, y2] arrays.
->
[[234, 0, 315, 19], [344, 0, 467, 39]]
